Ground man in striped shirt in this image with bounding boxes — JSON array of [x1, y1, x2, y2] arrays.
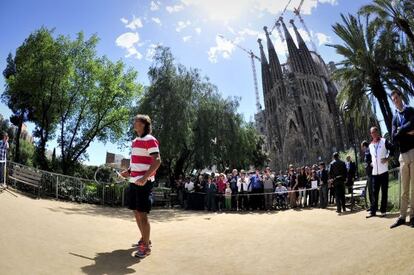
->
[[121, 114, 161, 258]]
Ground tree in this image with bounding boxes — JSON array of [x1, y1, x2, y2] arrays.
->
[[329, 14, 394, 134], [57, 33, 140, 174], [359, 0, 414, 45], [359, 0, 414, 98], [2, 53, 32, 163], [4, 28, 71, 169], [137, 46, 267, 182]]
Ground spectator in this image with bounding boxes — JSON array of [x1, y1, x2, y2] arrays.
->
[[367, 126, 394, 218], [318, 162, 329, 208], [249, 169, 264, 210], [184, 177, 194, 192], [297, 167, 307, 208], [275, 182, 288, 209], [217, 173, 227, 211], [287, 165, 297, 208], [229, 169, 239, 211], [361, 140, 373, 213], [309, 170, 319, 207], [237, 170, 249, 211], [345, 155, 357, 195], [263, 167, 274, 210], [390, 89, 414, 228], [329, 152, 347, 214], [206, 175, 217, 211], [0, 133, 9, 188], [224, 183, 232, 211]]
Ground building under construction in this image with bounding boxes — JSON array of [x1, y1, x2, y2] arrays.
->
[[256, 18, 348, 170]]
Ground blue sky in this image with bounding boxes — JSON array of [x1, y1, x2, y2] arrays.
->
[[0, 0, 373, 166]]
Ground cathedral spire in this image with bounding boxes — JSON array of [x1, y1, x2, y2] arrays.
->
[[281, 19, 304, 74], [264, 26, 283, 83], [257, 38, 272, 98], [290, 19, 318, 75]]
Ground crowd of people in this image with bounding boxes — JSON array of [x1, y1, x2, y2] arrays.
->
[[170, 89, 414, 230], [172, 155, 356, 214]]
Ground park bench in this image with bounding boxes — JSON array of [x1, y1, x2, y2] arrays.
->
[[8, 166, 42, 198], [345, 180, 367, 211], [152, 188, 171, 208]]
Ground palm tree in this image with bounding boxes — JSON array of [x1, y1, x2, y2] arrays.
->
[[359, 0, 414, 45], [359, 0, 414, 99], [329, 14, 393, 134]]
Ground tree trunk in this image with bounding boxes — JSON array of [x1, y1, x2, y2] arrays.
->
[[13, 113, 24, 163], [372, 80, 393, 134]]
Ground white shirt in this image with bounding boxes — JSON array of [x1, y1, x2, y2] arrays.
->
[[237, 177, 249, 192], [185, 181, 194, 192], [369, 137, 390, 175]]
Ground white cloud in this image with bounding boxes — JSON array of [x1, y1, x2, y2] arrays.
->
[[238, 28, 260, 37], [319, 0, 338, 5], [253, 0, 338, 15], [195, 27, 202, 35], [151, 17, 162, 26], [166, 4, 185, 13], [208, 35, 236, 63], [145, 43, 162, 62], [315, 32, 331, 46], [150, 1, 161, 11], [182, 35, 192, 42], [120, 16, 143, 30], [176, 20, 191, 32], [115, 32, 142, 59]]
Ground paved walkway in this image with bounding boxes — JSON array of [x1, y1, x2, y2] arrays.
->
[[0, 188, 413, 275]]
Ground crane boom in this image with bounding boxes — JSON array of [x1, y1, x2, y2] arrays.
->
[[293, 0, 318, 53], [217, 34, 262, 112]]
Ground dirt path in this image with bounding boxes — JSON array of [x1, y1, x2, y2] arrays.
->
[[0, 188, 413, 275]]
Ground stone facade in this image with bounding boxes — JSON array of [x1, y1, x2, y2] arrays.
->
[[257, 20, 346, 170]]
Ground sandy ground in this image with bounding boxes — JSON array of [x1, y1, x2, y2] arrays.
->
[[0, 188, 413, 275]]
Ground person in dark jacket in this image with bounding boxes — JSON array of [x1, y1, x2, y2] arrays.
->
[[318, 162, 329, 208], [345, 156, 357, 195], [390, 89, 414, 228], [361, 140, 373, 212], [329, 152, 347, 214]]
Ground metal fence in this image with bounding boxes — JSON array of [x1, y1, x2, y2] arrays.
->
[[6, 161, 128, 206]]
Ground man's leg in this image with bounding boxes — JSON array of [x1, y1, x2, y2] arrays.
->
[[371, 175, 380, 215], [340, 183, 346, 211], [367, 176, 373, 211], [134, 210, 143, 239], [138, 212, 151, 246], [380, 172, 389, 214]]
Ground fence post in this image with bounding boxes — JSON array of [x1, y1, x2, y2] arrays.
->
[[56, 175, 59, 199]]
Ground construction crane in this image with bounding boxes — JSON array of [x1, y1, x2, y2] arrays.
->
[[218, 35, 262, 112], [293, 0, 318, 53], [269, 0, 294, 42]]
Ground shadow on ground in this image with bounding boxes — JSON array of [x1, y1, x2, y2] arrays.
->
[[70, 248, 139, 275]]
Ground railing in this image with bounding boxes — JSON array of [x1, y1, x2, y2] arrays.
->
[[6, 161, 129, 206]]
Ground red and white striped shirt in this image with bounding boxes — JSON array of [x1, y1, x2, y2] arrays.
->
[[129, 134, 160, 183]]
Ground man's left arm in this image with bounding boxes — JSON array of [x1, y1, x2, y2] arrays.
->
[[397, 107, 414, 135]]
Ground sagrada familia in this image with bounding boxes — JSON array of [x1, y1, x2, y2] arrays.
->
[[255, 19, 348, 170]]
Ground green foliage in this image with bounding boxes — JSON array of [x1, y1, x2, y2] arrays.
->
[[56, 32, 141, 174], [2, 28, 141, 174], [18, 139, 35, 166], [136, 46, 267, 182]]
